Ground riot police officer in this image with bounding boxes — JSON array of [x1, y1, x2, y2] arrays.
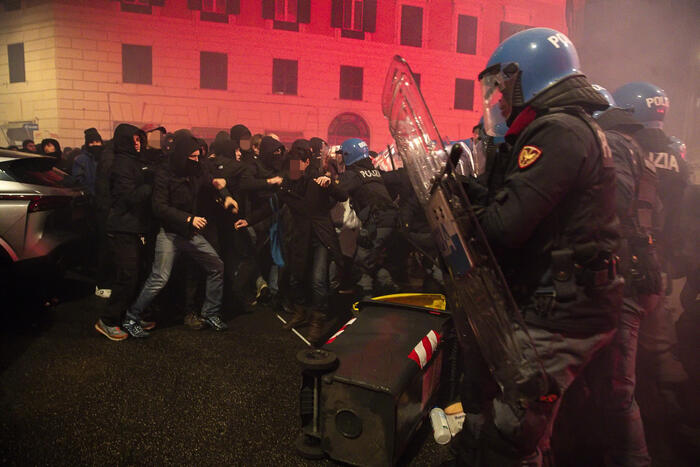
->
[[453, 28, 622, 465], [336, 138, 399, 297], [589, 85, 660, 465], [613, 82, 690, 275], [613, 82, 689, 415]]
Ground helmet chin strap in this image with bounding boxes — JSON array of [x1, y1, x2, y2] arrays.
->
[[507, 75, 526, 126], [643, 121, 664, 130]]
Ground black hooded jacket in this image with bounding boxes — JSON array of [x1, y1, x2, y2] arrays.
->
[[207, 138, 248, 215], [239, 136, 286, 218], [106, 124, 152, 234], [230, 124, 255, 162], [152, 131, 229, 238], [40, 138, 61, 159], [245, 161, 348, 279], [470, 75, 622, 333]]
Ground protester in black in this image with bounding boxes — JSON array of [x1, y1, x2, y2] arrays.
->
[[94, 124, 151, 341], [122, 130, 231, 336]]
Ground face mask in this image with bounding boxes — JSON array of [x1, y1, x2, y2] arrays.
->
[[187, 159, 199, 174], [87, 145, 104, 157]]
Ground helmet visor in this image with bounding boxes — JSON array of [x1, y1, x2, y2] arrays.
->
[[472, 135, 488, 176], [479, 65, 516, 136]]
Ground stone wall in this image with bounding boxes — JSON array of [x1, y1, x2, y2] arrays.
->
[[0, 0, 567, 148]]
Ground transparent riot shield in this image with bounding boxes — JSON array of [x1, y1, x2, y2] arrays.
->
[[381, 55, 548, 404]]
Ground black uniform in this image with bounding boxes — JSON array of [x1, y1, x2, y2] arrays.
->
[[338, 158, 399, 295], [473, 105, 621, 334], [457, 77, 623, 464], [632, 127, 691, 419], [582, 108, 660, 465], [634, 128, 690, 276]]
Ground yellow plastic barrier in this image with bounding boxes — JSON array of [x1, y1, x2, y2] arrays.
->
[[353, 293, 447, 312]]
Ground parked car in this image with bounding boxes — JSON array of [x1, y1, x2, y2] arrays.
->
[[0, 149, 90, 297]]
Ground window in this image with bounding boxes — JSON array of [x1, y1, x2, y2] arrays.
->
[[454, 78, 474, 110], [499, 22, 530, 43], [122, 44, 152, 85], [275, 0, 296, 22], [120, 0, 151, 14], [331, 0, 377, 38], [262, 0, 310, 30], [328, 112, 370, 147], [457, 15, 477, 54], [272, 59, 298, 95], [8, 43, 25, 83], [202, 0, 226, 13], [189, 0, 239, 22], [200, 52, 227, 90], [400, 5, 423, 47], [339, 65, 363, 101], [343, 0, 362, 30]]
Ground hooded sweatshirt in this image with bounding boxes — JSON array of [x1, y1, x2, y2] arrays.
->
[[106, 124, 151, 234], [40, 138, 62, 159], [230, 124, 255, 162], [237, 136, 287, 220], [152, 130, 228, 239]]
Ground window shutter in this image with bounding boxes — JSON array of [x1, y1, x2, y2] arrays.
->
[[227, 0, 240, 14], [297, 0, 310, 23], [262, 0, 275, 19], [331, 0, 343, 28], [363, 0, 377, 32], [187, 0, 202, 10]]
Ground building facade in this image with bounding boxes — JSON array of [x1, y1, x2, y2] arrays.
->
[[0, 0, 567, 149]]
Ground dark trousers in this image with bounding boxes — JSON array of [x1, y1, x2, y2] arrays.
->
[[95, 210, 113, 289], [590, 298, 653, 466], [221, 227, 259, 306], [102, 232, 143, 327], [289, 236, 330, 309]]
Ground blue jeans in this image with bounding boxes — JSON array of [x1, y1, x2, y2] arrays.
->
[[290, 237, 329, 309], [127, 229, 224, 321]]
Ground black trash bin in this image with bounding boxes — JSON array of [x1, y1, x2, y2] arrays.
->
[[297, 294, 451, 466]]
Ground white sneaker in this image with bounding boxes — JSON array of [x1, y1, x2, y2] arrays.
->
[[95, 286, 112, 299]]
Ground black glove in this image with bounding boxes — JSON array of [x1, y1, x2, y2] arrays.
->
[[461, 176, 489, 205]]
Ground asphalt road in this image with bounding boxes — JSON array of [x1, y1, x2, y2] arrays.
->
[[0, 281, 451, 466], [1, 279, 697, 466]]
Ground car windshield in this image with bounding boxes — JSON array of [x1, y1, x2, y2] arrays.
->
[[0, 157, 72, 188]]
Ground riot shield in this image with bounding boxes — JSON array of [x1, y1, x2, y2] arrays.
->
[[381, 55, 548, 405]]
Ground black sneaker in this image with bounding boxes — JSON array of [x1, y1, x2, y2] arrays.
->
[[204, 315, 228, 331], [122, 319, 150, 338]]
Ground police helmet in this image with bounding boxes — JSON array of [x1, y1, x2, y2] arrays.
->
[[479, 28, 582, 136], [591, 84, 616, 107], [612, 82, 669, 128], [669, 136, 686, 160], [339, 138, 369, 166], [591, 84, 616, 118]]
